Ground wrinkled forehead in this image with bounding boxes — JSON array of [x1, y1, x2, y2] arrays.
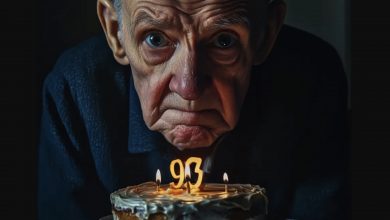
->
[[126, 0, 269, 13], [124, 0, 269, 30]]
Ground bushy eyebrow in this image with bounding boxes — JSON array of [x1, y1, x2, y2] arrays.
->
[[130, 10, 251, 34], [131, 11, 175, 31], [209, 14, 251, 30]]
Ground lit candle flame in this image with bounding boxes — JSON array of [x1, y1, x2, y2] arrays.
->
[[223, 172, 228, 193], [156, 169, 161, 192], [223, 172, 229, 183], [169, 159, 184, 189], [185, 163, 191, 179], [184, 163, 191, 193], [156, 169, 161, 183]]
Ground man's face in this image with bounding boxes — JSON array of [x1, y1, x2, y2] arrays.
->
[[118, 0, 268, 150]]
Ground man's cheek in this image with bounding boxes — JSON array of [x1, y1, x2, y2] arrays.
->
[[130, 67, 169, 124], [130, 67, 154, 109], [213, 68, 251, 121]]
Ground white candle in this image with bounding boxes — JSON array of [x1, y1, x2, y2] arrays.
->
[[156, 169, 161, 192], [185, 163, 191, 194], [223, 172, 229, 193]]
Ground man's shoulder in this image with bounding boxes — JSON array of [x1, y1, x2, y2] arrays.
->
[[256, 25, 346, 87], [270, 25, 343, 65], [45, 34, 115, 80], [43, 34, 128, 95]]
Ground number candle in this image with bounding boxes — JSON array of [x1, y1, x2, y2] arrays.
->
[[169, 159, 184, 189], [169, 157, 204, 190]]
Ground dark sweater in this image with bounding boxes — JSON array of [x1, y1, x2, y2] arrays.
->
[[38, 25, 349, 220]]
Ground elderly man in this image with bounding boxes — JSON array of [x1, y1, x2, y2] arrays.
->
[[38, 0, 349, 219]]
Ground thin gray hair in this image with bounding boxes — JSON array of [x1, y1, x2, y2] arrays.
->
[[112, 0, 122, 29]]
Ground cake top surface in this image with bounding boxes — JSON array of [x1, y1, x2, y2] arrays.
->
[[111, 182, 267, 219]]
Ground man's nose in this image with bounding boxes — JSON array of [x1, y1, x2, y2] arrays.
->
[[169, 49, 204, 100]]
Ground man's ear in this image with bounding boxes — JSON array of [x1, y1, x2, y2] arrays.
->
[[253, 1, 287, 65], [97, 0, 129, 65]]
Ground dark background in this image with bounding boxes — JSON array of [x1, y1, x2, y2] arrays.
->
[[2, 0, 389, 219]]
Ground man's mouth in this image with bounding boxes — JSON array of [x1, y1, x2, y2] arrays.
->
[[149, 107, 229, 149], [161, 109, 220, 127], [160, 109, 222, 149]]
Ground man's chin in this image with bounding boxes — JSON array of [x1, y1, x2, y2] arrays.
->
[[166, 125, 217, 150]]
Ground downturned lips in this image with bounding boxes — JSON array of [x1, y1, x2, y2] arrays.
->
[[160, 108, 222, 127]]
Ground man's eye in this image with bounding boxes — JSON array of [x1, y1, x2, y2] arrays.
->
[[212, 33, 237, 49], [145, 32, 169, 48]]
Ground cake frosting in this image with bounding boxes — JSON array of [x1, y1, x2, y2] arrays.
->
[[111, 181, 268, 220]]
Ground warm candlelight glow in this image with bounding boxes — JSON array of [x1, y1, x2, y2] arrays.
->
[[223, 172, 229, 183], [185, 163, 191, 193], [185, 163, 191, 179], [170, 159, 184, 189], [223, 172, 228, 193], [156, 169, 161, 192], [169, 157, 204, 190], [185, 157, 203, 189], [156, 169, 161, 183]]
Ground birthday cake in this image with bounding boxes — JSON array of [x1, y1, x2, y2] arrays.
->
[[110, 181, 268, 220]]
